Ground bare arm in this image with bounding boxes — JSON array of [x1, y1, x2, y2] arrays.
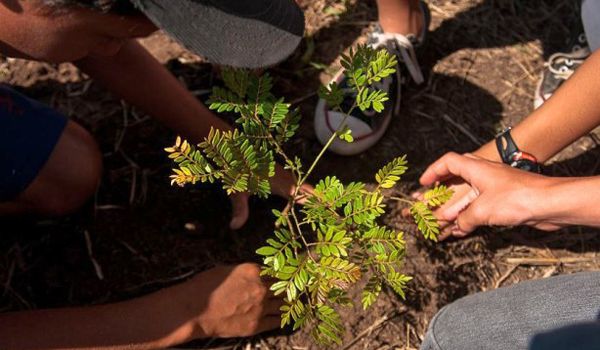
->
[[0, 264, 281, 350], [74, 39, 306, 227], [426, 50, 600, 239], [74, 39, 231, 144], [474, 49, 600, 162], [0, 283, 196, 350]]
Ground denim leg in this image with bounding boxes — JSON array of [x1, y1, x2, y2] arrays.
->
[[420, 271, 600, 350]]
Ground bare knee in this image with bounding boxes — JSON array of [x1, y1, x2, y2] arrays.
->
[[21, 121, 102, 216]]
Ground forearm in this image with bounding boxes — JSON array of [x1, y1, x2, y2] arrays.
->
[[533, 176, 600, 228], [75, 40, 231, 143], [0, 283, 200, 350], [475, 49, 600, 162]]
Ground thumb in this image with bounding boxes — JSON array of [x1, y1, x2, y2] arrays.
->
[[229, 192, 250, 230], [455, 199, 486, 235]]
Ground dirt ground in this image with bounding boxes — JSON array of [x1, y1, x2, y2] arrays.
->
[[1, 0, 600, 349]]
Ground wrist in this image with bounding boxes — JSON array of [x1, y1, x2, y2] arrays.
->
[[169, 276, 213, 341], [471, 142, 501, 162], [524, 175, 562, 224], [533, 176, 600, 227], [135, 277, 211, 347]]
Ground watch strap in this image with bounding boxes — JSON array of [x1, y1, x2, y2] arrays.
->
[[496, 128, 519, 164]]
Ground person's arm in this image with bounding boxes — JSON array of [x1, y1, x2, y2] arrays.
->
[[74, 40, 305, 229], [420, 49, 600, 239], [0, 264, 281, 350], [474, 49, 600, 162], [74, 39, 230, 145], [420, 152, 600, 236]]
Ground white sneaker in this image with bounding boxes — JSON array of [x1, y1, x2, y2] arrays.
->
[[314, 1, 430, 155]]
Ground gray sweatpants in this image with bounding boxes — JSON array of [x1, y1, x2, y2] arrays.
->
[[421, 271, 600, 350]]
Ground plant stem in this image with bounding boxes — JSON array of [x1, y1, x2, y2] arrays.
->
[[389, 196, 415, 206], [297, 128, 340, 188], [290, 206, 316, 262]]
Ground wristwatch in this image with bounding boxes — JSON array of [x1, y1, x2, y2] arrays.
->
[[495, 127, 542, 173]]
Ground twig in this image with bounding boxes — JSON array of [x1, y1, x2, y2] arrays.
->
[[129, 168, 137, 205], [2, 258, 16, 297], [118, 239, 149, 263], [512, 57, 535, 80], [441, 114, 483, 145], [494, 264, 518, 288], [341, 311, 400, 350], [505, 256, 595, 266], [405, 323, 411, 350], [291, 92, 317, 106], [542, 265, 558, 278], [114, 101, 129, 152], [84, 230, 104, 281], [259, 339, 270, 350], [389, 196, 414, 206], [95, 204, 126, 210]]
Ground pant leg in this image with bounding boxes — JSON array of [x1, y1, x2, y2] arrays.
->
[[582, 0, 600, 52], [529, 321, 600, 350], [421, 271, 600, 350]]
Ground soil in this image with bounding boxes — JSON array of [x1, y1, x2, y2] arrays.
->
[[2, 0, 600, 349]]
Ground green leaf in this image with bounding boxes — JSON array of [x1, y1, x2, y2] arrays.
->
[[410, 201, 440, 241], [221, 68, 250, 98], [357, 88, 389, 112], [375, 156, 408, 189], [338, 126, 354, 143], [424, 185, 454, 208], [256, 246, 278, 256], [318, 81, 344, 108], [385, 271, 412, 299], [361, 277, 382, 309]]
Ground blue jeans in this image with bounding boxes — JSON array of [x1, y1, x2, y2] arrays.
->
[[421, 271, 600, 350]]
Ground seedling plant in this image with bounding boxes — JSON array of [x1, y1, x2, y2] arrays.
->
[[165, 45, 452, 345]]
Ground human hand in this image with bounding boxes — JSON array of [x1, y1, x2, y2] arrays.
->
[[181, 264, 283, 339], [418, 152, 558, 238]]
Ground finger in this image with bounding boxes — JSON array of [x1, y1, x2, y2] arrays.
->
[[456, 200, 484, 234], [255, 316, 282, 334], [410, 191, 424, 200], [436, 219, 452, 230], [229, 192, 250, 230], [419, 152, 476, 186], [438, 188, 479, 222], [438, 224, 453, 241], [451, 227, 470, 238]]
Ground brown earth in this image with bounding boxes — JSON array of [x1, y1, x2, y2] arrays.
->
[[1, 0, 600, 349]]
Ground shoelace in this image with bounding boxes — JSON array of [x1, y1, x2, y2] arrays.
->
[[369, 31, 425, 84], [546, 47, 590, 80]]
